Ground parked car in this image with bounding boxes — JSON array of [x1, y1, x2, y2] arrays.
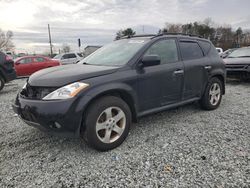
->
[[53, 53, 83, 65], [14, 56, 60, 76], [221, 48, 237, 58], [0, 51, 16, 91], [13, 34, 226, 151], [224, 47, 250, 80], [216, 47, 223, 55]]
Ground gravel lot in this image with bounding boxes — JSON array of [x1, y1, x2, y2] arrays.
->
[[0, 78, 249, 188]]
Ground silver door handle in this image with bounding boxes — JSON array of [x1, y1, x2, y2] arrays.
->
[[204, 65, 212, 70], [174, 70, 184, 74]]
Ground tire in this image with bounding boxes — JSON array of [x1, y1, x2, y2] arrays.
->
[[0, 76, 5, 91], [82, 96, 132, 151], [200, 77, 223, 110]]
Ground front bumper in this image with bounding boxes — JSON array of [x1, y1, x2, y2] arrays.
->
[[226, 65, 250, 78], [12, 94, 86, 137]]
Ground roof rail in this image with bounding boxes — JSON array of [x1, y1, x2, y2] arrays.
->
[[120, 34, 156, 39], [118, 33, 203, 40], [155, 32, 203, 38]]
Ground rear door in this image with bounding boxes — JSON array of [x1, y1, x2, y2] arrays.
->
[[179, 40, 209, 100], [60, 54, 70, 64], [137, 38, 184, 112], [67, 53, 77, 63]]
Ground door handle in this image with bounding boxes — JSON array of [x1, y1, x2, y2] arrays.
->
[[204, 65, 212, 70], [174, 69, 184, 75]]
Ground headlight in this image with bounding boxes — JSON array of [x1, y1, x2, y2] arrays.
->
[[43, 82, 89, 100], [22, 83, 27, 89]]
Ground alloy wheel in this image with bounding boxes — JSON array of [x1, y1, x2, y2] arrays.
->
[[95, 107, 126, 144], [209, 83, 221, 106]]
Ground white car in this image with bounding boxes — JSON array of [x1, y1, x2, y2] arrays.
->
[[216, 47, 223, 55], [53, 53, 83, 65]]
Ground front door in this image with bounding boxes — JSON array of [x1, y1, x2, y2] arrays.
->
[[15, 57, 33, 76], [137, 38, 184, 112]]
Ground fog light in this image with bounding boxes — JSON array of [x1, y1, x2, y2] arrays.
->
[[54, 122, 62, 129], [49, 122, 62, 129]]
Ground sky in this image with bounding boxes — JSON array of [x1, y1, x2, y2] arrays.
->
[[0, 0, 250, 53]]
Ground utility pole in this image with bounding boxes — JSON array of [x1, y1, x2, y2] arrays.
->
[[78, 38, 81, 53], [48, 24, 53, 57]]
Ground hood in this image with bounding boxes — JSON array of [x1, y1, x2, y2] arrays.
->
[[28, 64, 119, 87], [224, 57, 250, 65]]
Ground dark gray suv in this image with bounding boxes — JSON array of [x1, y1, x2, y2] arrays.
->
[[13, 34, 226, 151], [0, 51, 16, 91]]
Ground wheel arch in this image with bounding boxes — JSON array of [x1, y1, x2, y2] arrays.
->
[[77, 84, 139, 135], [210, 74, 225, 94]]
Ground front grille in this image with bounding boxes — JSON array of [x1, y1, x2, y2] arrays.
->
[[226, 64, 248, 69], [20, 84, 58, 100]]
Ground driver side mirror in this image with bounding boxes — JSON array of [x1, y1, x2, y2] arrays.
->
[[15, 62, 20, 65], [141, 55, 161, 67]]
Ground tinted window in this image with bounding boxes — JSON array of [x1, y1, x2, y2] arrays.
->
[[180, 42, 204, 60], [68, 53, 76, 58], [62, 54, 69, 59], [144, 39, 178, 64], [19, 58, 32, 64], [199, 40, 211, 55], [34, 57, 45, 62]]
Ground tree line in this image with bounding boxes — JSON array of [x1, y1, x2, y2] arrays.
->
[[116, 18, 250, 50]]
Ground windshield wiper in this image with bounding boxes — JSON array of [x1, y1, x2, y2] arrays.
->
[[236, 56, 250, 58]]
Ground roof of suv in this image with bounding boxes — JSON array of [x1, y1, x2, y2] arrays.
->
[[120, 33, 207, 41]]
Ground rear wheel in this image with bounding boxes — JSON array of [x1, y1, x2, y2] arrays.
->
[[200, 77, 223, 110], [82, 96, 132, 151], [0, 76, 5, 91]]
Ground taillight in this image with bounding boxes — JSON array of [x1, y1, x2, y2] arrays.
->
[[6, 55, 13, 61]]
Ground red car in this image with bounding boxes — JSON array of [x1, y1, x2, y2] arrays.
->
[[14, 56, 60, 76]]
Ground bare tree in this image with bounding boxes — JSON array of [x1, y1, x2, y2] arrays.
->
[[164, 23, 183, 33], [0, 29, 14, 51], [62, 43, 70, 53]]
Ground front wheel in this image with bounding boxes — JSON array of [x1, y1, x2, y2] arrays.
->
[[0, 76, 5, 91], [200, 77, 223, 110], [82, 96, 132, 151]]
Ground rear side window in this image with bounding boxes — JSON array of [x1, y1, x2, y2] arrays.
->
[[62, 54, 76, 59], [19, 58, 32, 64], [199, 41, 211, 55], [180, 41, 204, 60], [144, 39, 178, 64], [34, 57, 45, 62], [68, 53, 77, 58]]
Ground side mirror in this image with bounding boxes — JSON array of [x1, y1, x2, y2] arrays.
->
[[141, 55, 161, 67], [15, 62, 20, 65]]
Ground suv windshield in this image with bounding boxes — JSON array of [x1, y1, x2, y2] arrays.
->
[[228, 48, 250, 58], [79, 39, 148, 66]]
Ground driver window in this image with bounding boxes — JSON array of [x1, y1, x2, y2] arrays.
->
[[144, 39, 178, 64]]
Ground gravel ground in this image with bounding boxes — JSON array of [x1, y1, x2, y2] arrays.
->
[[0, 78, 249, 188]]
